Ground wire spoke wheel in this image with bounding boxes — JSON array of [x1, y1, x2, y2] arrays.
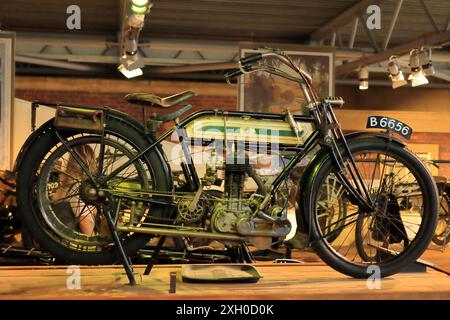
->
[[17, 118, 169, 265], [316, 174, 347, 243], [36, 134, 151, 253], [432, 195, 450, 246], [308, 139, 437, 278]]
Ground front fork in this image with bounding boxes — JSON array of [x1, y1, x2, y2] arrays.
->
[[320, 105, 375, 212]]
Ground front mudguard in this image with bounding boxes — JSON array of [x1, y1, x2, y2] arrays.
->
[[295, 131, 406, 234]]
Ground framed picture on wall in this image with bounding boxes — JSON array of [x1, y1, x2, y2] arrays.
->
[[0, 32, 15, 170], [239, 45, 334, 114]]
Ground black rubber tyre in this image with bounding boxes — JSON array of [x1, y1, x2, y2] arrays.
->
[[16, 118, 171, 265], [305, 138, 438, 278]]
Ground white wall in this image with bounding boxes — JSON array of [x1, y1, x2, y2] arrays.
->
[[12, 98, 54, 167], [0, 37, 13, 169]]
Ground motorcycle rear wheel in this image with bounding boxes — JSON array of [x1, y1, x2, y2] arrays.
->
[[16, 118, 171, 265]]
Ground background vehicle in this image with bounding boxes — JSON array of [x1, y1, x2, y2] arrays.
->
[[433, 176, 450, 247]]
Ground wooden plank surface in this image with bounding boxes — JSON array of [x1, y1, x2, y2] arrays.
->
[[0, 247, 449, 300]]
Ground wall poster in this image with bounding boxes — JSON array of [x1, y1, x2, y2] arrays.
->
[[239, 45, 334, 114]]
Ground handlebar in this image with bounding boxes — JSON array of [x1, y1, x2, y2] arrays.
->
[[239, 53, 263, 65], [224, 64, 253, 79], [224, 49, 319, 106], [225, 51, 312, 84]]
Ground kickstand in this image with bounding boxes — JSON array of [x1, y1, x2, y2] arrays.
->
[[144, 236, 167, 275], [227, 243, 256, 263], [103, 204, 136, 286], [241, 243, 256, 263]]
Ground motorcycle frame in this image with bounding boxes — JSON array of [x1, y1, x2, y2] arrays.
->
[[28, 98, 374, 220], [25, 51, 377, 228]]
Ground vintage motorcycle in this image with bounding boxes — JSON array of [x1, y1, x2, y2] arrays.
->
[[15, 50, 438, 279]]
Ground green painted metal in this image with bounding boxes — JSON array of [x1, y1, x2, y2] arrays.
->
[[184, 114, 315, 146]]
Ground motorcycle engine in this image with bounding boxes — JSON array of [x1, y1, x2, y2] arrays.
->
[[211, 157, 253, 233], [179, 150, 291, 250]]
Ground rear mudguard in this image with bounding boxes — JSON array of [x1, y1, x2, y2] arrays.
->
[[295, 131, 406, 233], [13, 108, 173, 189]]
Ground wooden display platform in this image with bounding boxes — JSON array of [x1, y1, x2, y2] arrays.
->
[[0, 248, 449, 300]]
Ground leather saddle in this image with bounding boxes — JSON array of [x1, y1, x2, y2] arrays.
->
[[124, 90, 196, 123], [125, 90, 196, 108]]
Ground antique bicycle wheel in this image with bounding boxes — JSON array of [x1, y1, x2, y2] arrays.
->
[[315, 174, 347, 243], [305, 137, 438, 278], [432, 193, 450, 246], [16, 118, 171, 265]]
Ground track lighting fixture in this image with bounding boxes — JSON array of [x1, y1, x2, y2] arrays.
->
[[408, 49, 429, 87], [418, 47, 435, 77], [358, 67, 369, 90], [118, 51, 144, 78], [130, 0, 150, 15], [387, 56, 408, 89]]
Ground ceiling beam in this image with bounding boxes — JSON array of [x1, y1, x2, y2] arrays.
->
[[419, 0, 440, 33], [16, 55, 106, 72], [348, 18, 359, 49], [335, 30, 450, 76], [311, 0, 384, 41], [147, 62, 236, 74], [16, 34, 238, 53], [19, 52, 227, 66], [359, 12, 380, 52], [382, 0, 403, 50]]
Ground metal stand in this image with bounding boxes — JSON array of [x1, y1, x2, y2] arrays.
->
[[241, 243, 256, 263], [227, 243, 256, 263], [0, 244, 54, 265], [103, 205, 136, 286], [144, 236, 167, 275], [286, 247, 292, 259], [378, 249, 428, 273]]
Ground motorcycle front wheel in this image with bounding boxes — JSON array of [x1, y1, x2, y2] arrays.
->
[[305, 138, 438, 278]]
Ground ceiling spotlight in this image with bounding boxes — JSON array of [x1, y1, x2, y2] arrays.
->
[[387, 56, 408, 89], [408, 49, 429, 87], [125, 37, 138, 55], [118, 52, 145, 79], [130, 0, 150, 15], [118, 64, 143, 78], [358, 67, 369, 90], [418, 47, 435, 77]]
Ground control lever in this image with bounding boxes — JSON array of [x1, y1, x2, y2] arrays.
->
[[323, 96, 345, 108]]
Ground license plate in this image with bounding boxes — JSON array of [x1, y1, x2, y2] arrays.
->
[[366, 116, 412, 140]]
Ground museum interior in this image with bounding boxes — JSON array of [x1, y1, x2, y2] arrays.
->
[[0, 0, 449, 300]]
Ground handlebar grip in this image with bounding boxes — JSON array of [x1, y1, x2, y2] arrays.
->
[[240, 53, 263, 65], [225, 68, 244, 79]]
